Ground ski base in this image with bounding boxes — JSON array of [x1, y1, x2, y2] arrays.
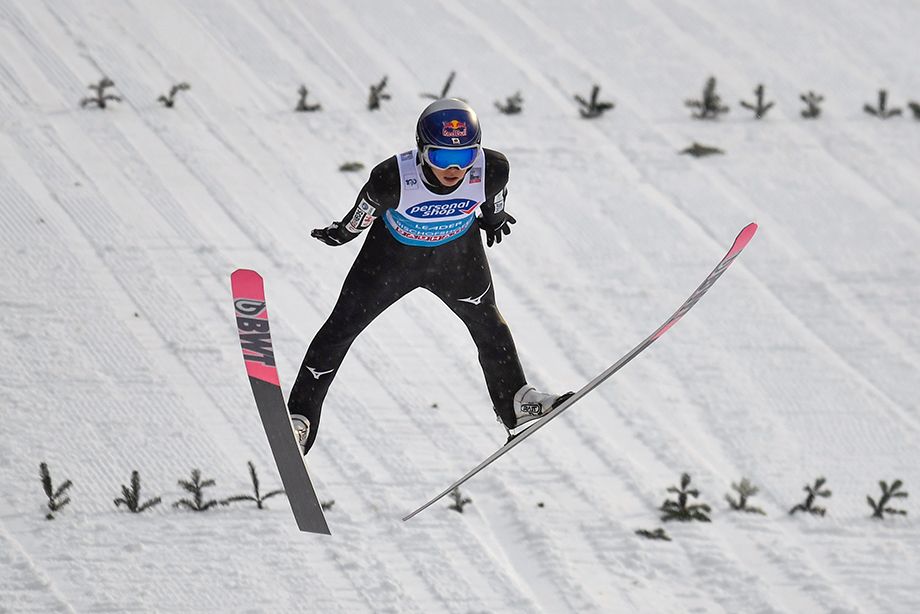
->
[[232, 269, 330, 535], [403, 223, 758, 522]]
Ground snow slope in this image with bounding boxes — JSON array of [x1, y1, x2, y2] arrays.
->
[[1, 0, 919, 612]]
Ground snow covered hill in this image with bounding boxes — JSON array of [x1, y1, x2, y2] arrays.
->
[[2, 0, 919, 612]]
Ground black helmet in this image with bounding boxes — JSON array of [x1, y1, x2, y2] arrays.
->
[[416, 98, 481, 149], [416, 98, 481, 170]]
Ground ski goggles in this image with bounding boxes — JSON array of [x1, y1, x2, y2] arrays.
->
[[423, 145, 480, 170]]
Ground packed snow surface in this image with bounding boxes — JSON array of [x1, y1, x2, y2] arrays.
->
[[2, 1, 919, 612]]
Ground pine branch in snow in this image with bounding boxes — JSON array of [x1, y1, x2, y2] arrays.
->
[[80, 77, 122, 109], [659, 473, 712, 522], [739, 84, 775, 119], [157, 82, 190, 108], [863, 90, 902, 119], [680, 142, 724, 157], [907, 101, 920, 120], [495, 92, 524, 115], [173, 469, 220, 512], [222, 461, 285, 509], [635, 528, 672, 541], [725, 478, 766, 515], [114, 470, 162, 513], [421, 71, 458, 99], [685, 76, 729, 119], [447, 487, 472, 513], [40, 462, 73, 520], [295, 85, 322, 112], [789, 477, 832, 516], [368, 76, 391, 111], [867, 480, 908, 519], [660, 473, 712, 522], [800, 91, 824, 118], [574, 84, 615, 118], [339, 161, 365, 172]]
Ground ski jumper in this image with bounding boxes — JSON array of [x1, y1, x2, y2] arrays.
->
[[288, 149, 526, 454]]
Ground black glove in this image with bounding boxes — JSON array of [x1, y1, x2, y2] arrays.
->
[[480, 213, 516, 247], [311, 222, 346, 246]]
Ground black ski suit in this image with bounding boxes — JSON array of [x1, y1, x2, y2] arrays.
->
[[288, 149, 525, 454]]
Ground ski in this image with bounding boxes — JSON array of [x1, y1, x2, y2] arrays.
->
[[231, 269, 331, 535], [403, 222, 758, 522]]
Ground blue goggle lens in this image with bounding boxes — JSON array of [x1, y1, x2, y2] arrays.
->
[[425, 146, 479, 170]]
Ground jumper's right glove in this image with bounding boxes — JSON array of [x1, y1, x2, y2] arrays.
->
[[311, 222, 346, 246], [480, 213, 516, 247]]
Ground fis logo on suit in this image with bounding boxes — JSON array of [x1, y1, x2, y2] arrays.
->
[[406, 199, 479, 219]]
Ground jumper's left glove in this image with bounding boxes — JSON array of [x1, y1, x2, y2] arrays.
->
[[480, 213, 516, 247]]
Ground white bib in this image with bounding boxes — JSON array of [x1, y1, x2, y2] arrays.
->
[[382, 148, 486, 247]]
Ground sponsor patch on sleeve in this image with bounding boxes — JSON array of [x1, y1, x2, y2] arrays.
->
[[345, 199, 377, 233], [493, 188, 505, 214]]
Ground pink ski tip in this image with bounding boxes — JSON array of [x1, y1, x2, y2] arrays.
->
[[230, 268, 279, 387], [727, 222, 758, 259], [232, 268, 263, 284], [231, 269, 266, 300]]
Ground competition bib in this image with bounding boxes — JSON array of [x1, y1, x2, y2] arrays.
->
[[383, 149, 486, 247]]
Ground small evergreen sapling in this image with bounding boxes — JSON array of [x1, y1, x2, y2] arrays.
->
[[80, 77, 121, 109], [447, 487, 472, 513], [339, 161, 365, 172], [39, 462, 72, 520], [114, 470, 162, 513], [660, 473, 712, 522], [680, 143, 724, 158], [574, 85, 615, 119], [295, 86, 321, 112], [789, 477, 832, 516], [867, 480, 908, 519], [157, 82, 190, 108], [495, 92, 524, 115], [739, 84, 775, 119], [368, 76, 391, 111], [800, 91, 824, 118], [173, 469, 220, 512], [725, 478, 766, 515], [907, 102, 920, 120], [685, 77, 729, 119], [635, 528, 672, 541], [863, 90, 902, 119], [421, 71, 457, 99], [222, 461, 285, 509]]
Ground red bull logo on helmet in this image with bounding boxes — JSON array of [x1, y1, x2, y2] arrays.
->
[[442, 119, 468, 138]]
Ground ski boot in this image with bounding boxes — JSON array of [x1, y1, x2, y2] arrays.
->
[[505, 384, 574, 442], [290, 414, 311, 455]]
